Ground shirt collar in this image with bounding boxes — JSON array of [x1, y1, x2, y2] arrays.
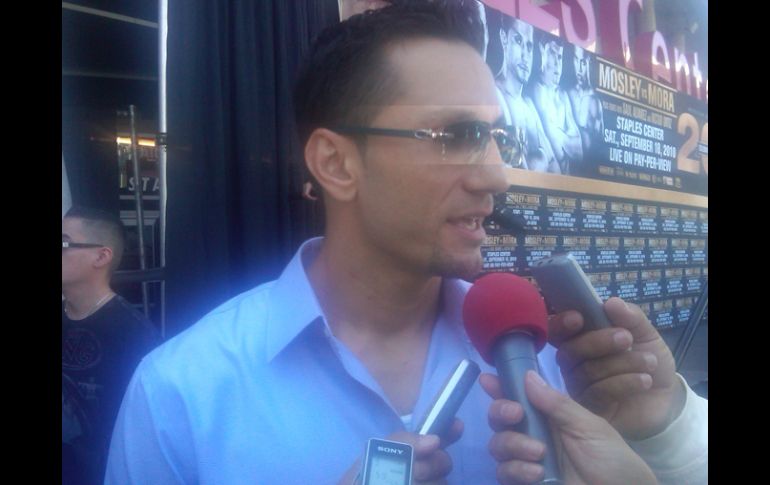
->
[[265, 237, 327, 362], [264, 237, 474, 362]]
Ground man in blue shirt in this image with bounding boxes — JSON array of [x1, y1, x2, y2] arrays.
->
[[107, 2, 705, 484]]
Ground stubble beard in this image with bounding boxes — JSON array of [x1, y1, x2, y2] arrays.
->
[[427, 245, 483, 282]]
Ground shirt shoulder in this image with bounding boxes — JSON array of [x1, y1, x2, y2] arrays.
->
[[138, 281, 278, 385]]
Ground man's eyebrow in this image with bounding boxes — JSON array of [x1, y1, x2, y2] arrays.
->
[[62, 233, 72, 240], [424, 107, 497, 126]]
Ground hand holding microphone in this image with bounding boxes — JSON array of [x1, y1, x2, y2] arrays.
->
[[464, 272, 562, 484], [463, 273, 656, 485], [480, 370, 657, 485], [549, 297, 686, 441]]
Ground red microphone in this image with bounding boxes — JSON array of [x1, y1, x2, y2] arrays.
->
[[463, 273, 563, 484]]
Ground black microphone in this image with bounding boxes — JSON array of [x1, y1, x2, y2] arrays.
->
[[486, 193, 527, 235], [490, 203, 527, 235], [463, 273, 563, 484]]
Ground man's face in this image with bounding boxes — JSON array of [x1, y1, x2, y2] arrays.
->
[[573, 46, 589, 87], [351, 39, 508, 280], [541, 40, 564, 87], [502, 19, 534, 84], [62, 217, 100, 286]]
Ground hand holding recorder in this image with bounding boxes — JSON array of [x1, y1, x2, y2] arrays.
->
[[338, 423, 464, 485], [339, 359, 475, 485], [532, 254, 686, 441]]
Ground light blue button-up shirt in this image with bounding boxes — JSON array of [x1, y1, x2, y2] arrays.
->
[[106, 238, 564, 484]]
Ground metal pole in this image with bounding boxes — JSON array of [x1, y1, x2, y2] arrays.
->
[[129, 105, 151, 317], [674, 281, 708, 371], [158, 0, 169, 338]]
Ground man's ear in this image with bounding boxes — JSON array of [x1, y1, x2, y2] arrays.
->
[[93, 246, 114, 270], [499, 29, 507, 48], [304, 128, 360, 202]]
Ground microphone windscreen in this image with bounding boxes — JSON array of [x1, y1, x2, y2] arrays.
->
[[462, 273, 549, 364]]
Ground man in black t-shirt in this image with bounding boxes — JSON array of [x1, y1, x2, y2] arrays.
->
[[62, 206, 158, 485]]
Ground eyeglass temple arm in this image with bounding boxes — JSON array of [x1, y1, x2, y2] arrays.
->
[[62, 242, 104, 248], [332, 126, 446, 140]]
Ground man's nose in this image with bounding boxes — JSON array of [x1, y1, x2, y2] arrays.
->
[[465, 142, 509, 196]]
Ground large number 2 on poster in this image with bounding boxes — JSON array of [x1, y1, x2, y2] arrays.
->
[[676, 113, 708, 175]]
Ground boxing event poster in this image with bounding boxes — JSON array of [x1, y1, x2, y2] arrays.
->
[[481, 4, 708, 196], [474, 2, 707, 329]]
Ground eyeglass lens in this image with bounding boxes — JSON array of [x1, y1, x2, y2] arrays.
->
[[441, 122, 522, 166]]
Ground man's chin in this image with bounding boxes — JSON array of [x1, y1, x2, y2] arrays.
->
[[429, 250, 483, 281]]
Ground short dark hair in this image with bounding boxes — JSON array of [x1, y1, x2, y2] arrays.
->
[[293, 0, 486, 150], [65, 206, 126, 273]]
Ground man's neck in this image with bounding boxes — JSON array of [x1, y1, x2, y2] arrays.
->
[[307, 232, 444, 415], [308, 234, 442, 338], [63, 281, 114, 319]]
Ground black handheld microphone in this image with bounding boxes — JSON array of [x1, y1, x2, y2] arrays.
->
[[487, 193, 527, 235], [463, 273, 563, 484], [491, 204, 527, 235]]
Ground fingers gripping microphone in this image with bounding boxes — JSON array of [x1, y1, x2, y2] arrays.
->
[[463, 273, 563, 484]]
